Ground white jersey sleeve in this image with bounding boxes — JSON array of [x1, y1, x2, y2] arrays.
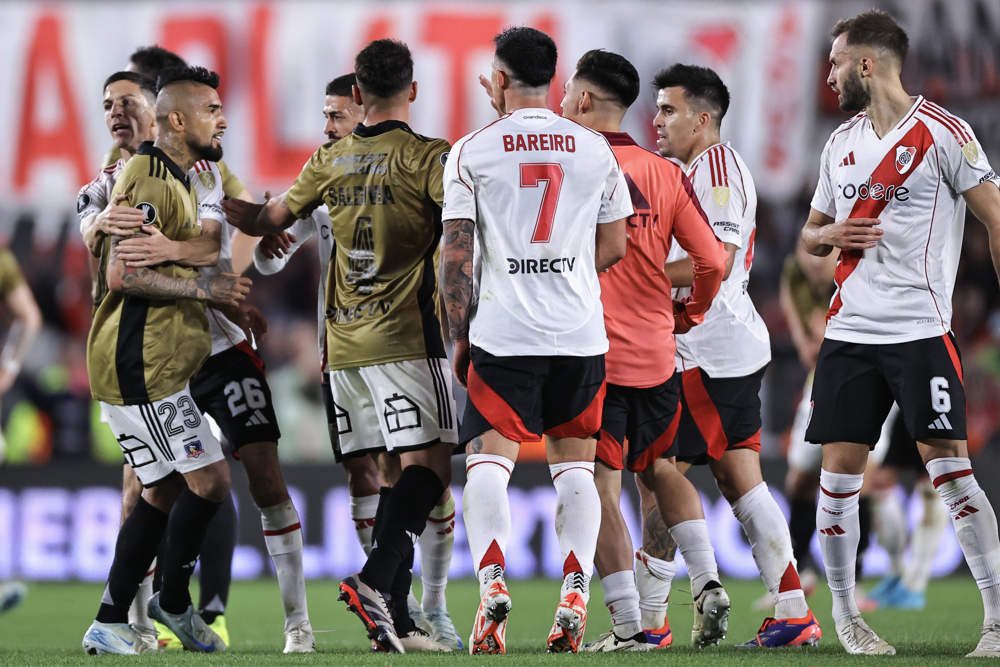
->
[[692, 147, 747, 247], [442, 135, 477, 222], [253, 215, 319, 275], [598, 163, 632, 224], [77, 159, 126, 225], [934, 115, 1000, 194]]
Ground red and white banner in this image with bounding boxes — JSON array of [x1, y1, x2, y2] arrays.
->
[[0, 1, 822, 235]]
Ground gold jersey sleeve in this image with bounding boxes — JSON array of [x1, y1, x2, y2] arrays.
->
[[217, 159, 246, 199], [0, 248, 25, 301], [87, 146, 211, 405]]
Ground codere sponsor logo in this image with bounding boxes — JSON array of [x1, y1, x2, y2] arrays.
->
[[837, 178, 910, 202], [507, 257, 577, 274]]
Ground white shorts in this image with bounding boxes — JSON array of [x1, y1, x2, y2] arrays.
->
[[328, 358, 458, 457], [787, 372, 896, 472], [101, 383, 225, 486]]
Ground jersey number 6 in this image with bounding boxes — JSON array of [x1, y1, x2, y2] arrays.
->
[[521, 163, 565, 243]]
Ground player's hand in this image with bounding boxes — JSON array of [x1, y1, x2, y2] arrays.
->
[[478, 75, 502, 116], [94, 194, 145, 238], [452, 338, 471, 389], [117, 226, 178, 267], [258, 231, 298, 259], [672, 301, 695, 335], [207, 272, 252, 307], [221, 198, 265, 235], [215, 301, 268, 342], [820, 217, 883, 250]]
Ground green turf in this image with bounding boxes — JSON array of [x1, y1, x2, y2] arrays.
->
[[0, 577, 987, 665]]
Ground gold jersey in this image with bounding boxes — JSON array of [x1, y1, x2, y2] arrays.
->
[[284, 121, 450, 371], [781, 253, 834, 334], [88, 142, 211, 405], [104, 147, 246, 198], [0, 248, 25, 300]]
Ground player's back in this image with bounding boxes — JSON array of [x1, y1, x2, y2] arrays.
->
[[444, 108, 632, 357]]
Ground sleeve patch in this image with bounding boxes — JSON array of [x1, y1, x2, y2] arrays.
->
[[137, 202, 158, 225], [77, 192, 91, 214], [440, 151, 450, 167], [712, 186, 730, 208], [963, 141, 979, 165], [197, 170, 217, 191]]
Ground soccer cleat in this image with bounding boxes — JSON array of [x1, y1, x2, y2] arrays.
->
[[867, 575, 901, 606], [208, 615, 230, 648], [0, 582, 26, 616], [283, 620, 316, 653], [147, 592, 226, 653], [546, 591, 588, 653], [967, 621, 1000, 658], [644, 619, 673, 648], [583, 630, 650, 652], [834, 614, 895, 655], [338, 574, 403, 654], [409, 596, 427, 635], [131, 624, 160, 653], [398, 625, 452, 652], [738, 611, 822, 647], [691, 581, 730, 648], [82, 621, 154, 655], [154, 620, 182, 650], [469, 580, 511, 655], [880, 584, 926, 611], [423, 607, 464, 650]]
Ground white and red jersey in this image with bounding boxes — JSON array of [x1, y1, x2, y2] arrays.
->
[[668, 142, 771, 378], [811, 96, 1000, 344], [442, 108, 633, 357], [77, 158, 126, 224]]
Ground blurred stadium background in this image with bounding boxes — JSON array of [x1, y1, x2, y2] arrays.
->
[[0, 0, 998, 586]]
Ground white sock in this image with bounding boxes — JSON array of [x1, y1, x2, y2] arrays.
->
[[874, 488, 908, 578], [731, 482, 809, 619], [549, 461, 600, 604], [464, 454, 513, 597], [668, 519, 719, 598], [817, 470, 863, 623], [261, 500, 309, 630], [601, 569, 642, 639], [349, 493, 379, 557], [902, 478, 948, 593], [635, 550, 676, 629], [128, 559, 155, 629], [926, 458, 1000, 623], [420, 494, 456, 611]]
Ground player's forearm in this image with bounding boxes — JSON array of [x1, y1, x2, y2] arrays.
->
[[171, 231, 221, 267], [0, 286, 42, 374], [801, 221, 834, 257], [230, 230, 260, 274], [595, 219, 627, 272], [107, 236, 215, 301], [80, 214, 104, 257], [442, 218, 475, 341], [664, 257, 694, 287], [248, 198, 296, 236]]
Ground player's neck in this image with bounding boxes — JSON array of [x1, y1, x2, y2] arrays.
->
[[502, 91, 549, 114], [864, 82, 915, 139], [683, 131, 722, 169], [155, 134, 196, 173], [119, 146, 136, 162], [362, 103, 410, 127]]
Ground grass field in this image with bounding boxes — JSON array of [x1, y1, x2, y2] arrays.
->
[[0, 577, 987, 665]]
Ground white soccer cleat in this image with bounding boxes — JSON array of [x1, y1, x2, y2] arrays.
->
[[147, 592, 226, 653], [691, 582, 730, 648], [834, 615, 895, 655], [283, 620, 316, 653], [583, 630, 651, 652], [0, 582, 26, 616], [967, 621, 1000, 658], [422, 607, 464, 651], [130, 623, 160, 653], [398, 626, 452, 652], [82, 621, 153, 655]]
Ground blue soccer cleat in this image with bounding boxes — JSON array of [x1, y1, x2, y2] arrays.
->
[[738, 611, 822, 648], [82, 621, 152, 655], [881, 584, 926, 611], [867, 576, 901, 606], [147, 592, 226, 653]]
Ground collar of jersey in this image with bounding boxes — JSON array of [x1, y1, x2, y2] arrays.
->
[[600, 131, 637, 146], [352, 120, 411, 138], [136, 142, 191, 190]]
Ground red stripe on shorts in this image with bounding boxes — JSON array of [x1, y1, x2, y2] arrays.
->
[[941, 334, 964, 383], [545, 381, 607, 439], [467, 362, 536, 442], [680, 368, 728, 459]]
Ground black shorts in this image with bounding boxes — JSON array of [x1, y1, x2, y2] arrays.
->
[[805, 334, 966, 446], [676, 365, 765, 465], [597, 376, 682, 473], [190, 342, 281, 451], [882, 408, 923, 471], [459, 346, 605, 445]]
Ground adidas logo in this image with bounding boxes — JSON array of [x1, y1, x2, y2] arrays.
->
[[955, 505, 979, 519], [927, 414, 953, 430], [839, 151, 856, 167], [820, 525, 846, 536], [244, 409, 270, 427]]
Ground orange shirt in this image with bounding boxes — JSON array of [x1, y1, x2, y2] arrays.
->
[[599, 133, 727, 388]]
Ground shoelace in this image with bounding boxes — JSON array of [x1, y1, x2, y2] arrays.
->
[[565, 572, 589, 597]]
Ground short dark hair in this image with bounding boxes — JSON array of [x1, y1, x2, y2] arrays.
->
[[156, 66, 220, 94], [354, 40, 413, 99], [652, 63, 730, 125], [831, 9, 909, 63], [574, 49, 640, 109], [494, 27, 557, 88], [128, 46, 187, 80], [104, 71, 157, 104], [326, 73, 357, 98]]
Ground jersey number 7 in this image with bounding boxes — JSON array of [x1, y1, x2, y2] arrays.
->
[[521, 163, 565, 243]]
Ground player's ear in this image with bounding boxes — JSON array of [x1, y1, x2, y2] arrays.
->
[[409, 81, 418, 103], [580, 90, 592, 115], [169, 110, 184, 133], [352, 84, 364, 107]]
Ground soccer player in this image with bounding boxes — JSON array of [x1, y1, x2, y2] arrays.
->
[[82, 70, 316, 653], [223, 40, 457, 654], [252, 72, 463, 650], [81, 66, 251, 655], [442, 27, 632, 654], [555, 49, 731, 652], [652, 63, 822, 647], [803, 10, 1000, 657]]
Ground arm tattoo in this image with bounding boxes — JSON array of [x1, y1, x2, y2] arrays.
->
[[642, 501, 677, 560], [110, 235, 215, 301], [442, 218, 475, 341]]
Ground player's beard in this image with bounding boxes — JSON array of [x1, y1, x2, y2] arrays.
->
[[838, 68, 870, 113], [193, 138, 224, 163]]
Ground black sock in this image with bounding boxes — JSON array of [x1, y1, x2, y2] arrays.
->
[[159, 488, 223, 614], [361, 466, 445, 593], [152, 537, 165, 594], [96, 497, 169, 624], [856, 496, 872, 580], [789, 496, 817, 572], [198, 494, 237, 624], [389, 550, 416, 635]]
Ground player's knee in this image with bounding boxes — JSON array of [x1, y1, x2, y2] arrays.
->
[[344, 460, 381, 497], [188, 461, 232, 503]]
